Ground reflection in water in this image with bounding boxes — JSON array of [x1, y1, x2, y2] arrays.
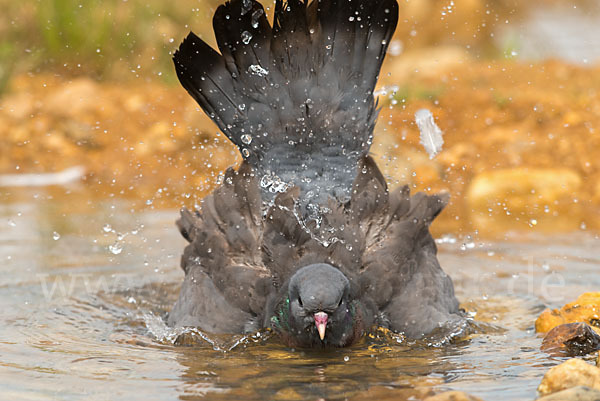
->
[[1, 188, 599, 400]]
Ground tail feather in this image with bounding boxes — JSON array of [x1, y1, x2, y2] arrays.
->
[[174, 34, 239, 140], [174, 0, 399, 206]]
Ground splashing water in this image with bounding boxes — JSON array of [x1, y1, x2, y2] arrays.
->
[[251, 9, 264, 28], [248, 64, 269, 77], [241, 31, 253, 45], [241, 134, 253, 145], [109, 241, 123, 255], [260, 173, 291, 194], [143, 313, 271, 352], [241, 0, 253, 15]]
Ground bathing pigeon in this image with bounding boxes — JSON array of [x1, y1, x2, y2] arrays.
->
[[168, 0, 464, 347]]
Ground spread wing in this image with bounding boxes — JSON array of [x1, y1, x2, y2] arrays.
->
[[168, 163, 272, 332], [350, 157, 461, 338]]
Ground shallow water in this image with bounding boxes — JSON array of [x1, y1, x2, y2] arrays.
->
[[1, 187, 599, 401]]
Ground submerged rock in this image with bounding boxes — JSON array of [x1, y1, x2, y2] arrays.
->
[[537, 386, 600, 401], [349, 385, 435, 401], [538, 359, 600, 396], [536, 293, 600, 333], [541, 322, 600, 357], [424, 390, 484, 401]]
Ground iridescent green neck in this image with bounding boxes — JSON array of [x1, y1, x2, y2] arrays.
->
[[270, 296, 290, 331]]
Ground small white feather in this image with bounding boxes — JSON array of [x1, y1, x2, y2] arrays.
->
[[415, 109, 444, 159]]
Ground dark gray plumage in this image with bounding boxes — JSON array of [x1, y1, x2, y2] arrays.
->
[[168, 0, 464, 347], [173, 0, 397, 210]]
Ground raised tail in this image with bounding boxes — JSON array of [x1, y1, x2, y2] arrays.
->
[[174, 0, 398, 206]]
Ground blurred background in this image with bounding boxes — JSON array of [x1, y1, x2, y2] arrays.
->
[[2, 0, 600, 236], [2, 2, 600, 400]]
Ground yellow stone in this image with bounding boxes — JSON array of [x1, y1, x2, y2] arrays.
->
[[536, 293, 600, 333], [538, 359, 600, 396]]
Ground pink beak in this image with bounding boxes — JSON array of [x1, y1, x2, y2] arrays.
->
[[314, 311, 328, 340]]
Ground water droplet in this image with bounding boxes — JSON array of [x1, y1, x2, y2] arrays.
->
[[241, 134, 253, 145], [241, 31, 253, 44], [52, 231, 61, 241], [242, 148, 250, 158], [435, 234, 456, 244], [248, 64, 269, 77], [241, 0, 253, 14], [344, 356, 350, 362], [541, 262, 550, 272], [109, 241, 123, 255], [460, 242, 475, 251], [127, 297, 137, 304], [251, 9, 264, 28], [260, 174, 290, 193], [7, 219, 16, 227], [102, 223, 113, 233]]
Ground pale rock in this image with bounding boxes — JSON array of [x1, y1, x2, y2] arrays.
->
[[537, 386, 600, 401], [538, 359, 600, 396]]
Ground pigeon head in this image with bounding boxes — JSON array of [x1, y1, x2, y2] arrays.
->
[[274, 263, 359, 347]]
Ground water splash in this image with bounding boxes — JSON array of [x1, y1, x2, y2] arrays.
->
[[143, 313, 271, 352], [241, 0, 253, 15], [241, 134, 252, 145], [109, 241, 123, 255], [260, 173, 291, 194], [248, 64, 269, 77], [251, 9, 264, 28], [241, 31, 253, 45]]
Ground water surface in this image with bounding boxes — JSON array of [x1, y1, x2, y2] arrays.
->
[[1, 187, 599, 400]]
